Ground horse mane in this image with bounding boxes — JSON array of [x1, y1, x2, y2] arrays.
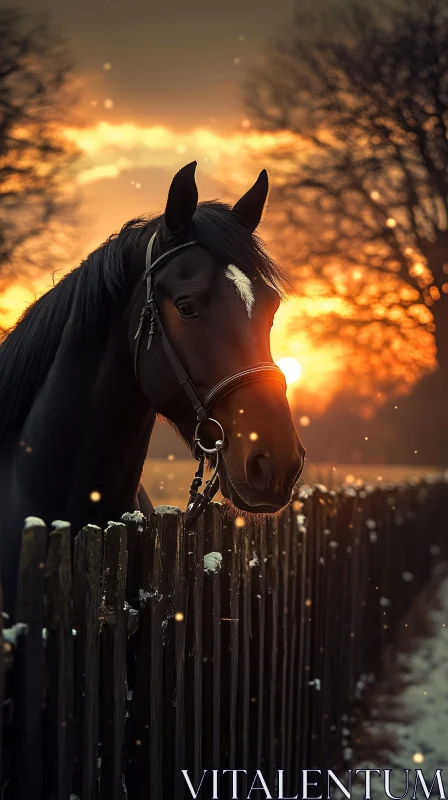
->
[[0, 201, 287, 444]]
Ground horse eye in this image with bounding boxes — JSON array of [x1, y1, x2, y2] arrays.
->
[[176, 302, 197, 319]]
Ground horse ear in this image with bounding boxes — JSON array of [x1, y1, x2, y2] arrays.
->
[[232, 169, 269, 233], [164, 161, 198, 238]]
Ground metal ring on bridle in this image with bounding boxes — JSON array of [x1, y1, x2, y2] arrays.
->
[[194, 418, 226, 454]]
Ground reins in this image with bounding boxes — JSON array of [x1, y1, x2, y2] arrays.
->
[[134, 229, 286, 530]]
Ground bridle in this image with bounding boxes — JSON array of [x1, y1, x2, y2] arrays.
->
[[134, 229, 287, 529]]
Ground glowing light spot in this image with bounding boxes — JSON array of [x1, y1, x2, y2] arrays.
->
[[442, 283, 448, 293], [176, 144, 187, 154], [233, 57, 241, 65], [90, 100, 98, 107], [104, 98, 114, 109], [239, 409, 245, 414], [25, 446, 32, 453], [90, 491, 101, 503], [410, 262, 425, 277], [103, 62, 112, 71], [364, 437, 369, 441], [276, 357, 302, 385], [249, 432, 258, 441], [135, 182, 141, 189], [386, 217, 397, 228], [299, 416, 310, 427], [370, 190, 380, 200], [235, 516, 246, 528], [413, 753, 424, 764], [345, 474, 356, 484], [305, 598, 312, 607], [241, 118, 251, 129], [175, 612, 184, 622], [167, 454, 175, 461], [292, 500, 304, 511]]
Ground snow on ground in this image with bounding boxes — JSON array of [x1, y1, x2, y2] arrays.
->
[[349, 565, 448, 779]]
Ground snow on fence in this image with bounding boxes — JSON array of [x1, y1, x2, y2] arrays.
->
[[1, 480, 447, 799]]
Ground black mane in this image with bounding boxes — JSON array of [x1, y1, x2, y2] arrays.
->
[[0, 201, 286, 444]]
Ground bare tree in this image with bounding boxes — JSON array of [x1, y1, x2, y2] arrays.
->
[[244, 0, 448, 400], [0, 8, 79, 293]]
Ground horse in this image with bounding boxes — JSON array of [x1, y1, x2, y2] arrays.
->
[[0, 161, 305, 617]]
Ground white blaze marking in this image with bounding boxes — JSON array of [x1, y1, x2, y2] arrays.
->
[[225, 264, 254, 317]]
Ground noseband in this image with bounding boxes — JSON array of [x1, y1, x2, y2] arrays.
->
[[134, 230, 287, 529]]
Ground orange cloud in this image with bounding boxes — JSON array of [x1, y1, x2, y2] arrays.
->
[[64, 121, 300, 188]]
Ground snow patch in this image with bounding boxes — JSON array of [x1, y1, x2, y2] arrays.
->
[[204, 552, 223, 574], [51, 520, 70, 530], [249, 553, 259, 568], [24, 516, 45, 529], [122, 511, 145, 523]]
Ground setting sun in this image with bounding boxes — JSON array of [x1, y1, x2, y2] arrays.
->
[[276, 357, 302, 386]]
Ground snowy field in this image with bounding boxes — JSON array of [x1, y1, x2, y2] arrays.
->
[[348, 565, 448, 783], [142, 458, 445, 510]]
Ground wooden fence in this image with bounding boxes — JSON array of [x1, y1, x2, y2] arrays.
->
[[1, 479, 447, 799]]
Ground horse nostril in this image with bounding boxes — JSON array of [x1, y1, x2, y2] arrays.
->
[[246, 453, 276, 494]]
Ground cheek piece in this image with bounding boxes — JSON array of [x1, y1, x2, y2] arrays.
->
[[134, 229, 287, 529]]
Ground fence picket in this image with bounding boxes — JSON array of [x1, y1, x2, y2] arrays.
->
[[13, 518, 47, 800], [73, 524, 102, 800], [43, 521, 74, 800], [98, 522, 128, 800]]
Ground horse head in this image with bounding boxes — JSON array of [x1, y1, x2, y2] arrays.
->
[[131, 162, 305, 516]]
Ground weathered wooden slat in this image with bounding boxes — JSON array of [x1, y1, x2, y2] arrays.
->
[[193, 512, 205, 785], [228, 518, 241, 768], [158, 507, 182, 800], [43, 521, 74, 800], [121, 511, 146, 799], [121, 511, 145, 609], [286, 504, 299, 783], [13, 517, 47, 800], [202, 502, 222, 773], [98, 522, 128, 800], [267, 517, 279, 787], [174, 508, 188, 800], [256, 521, 267, 766], [279, 508, 291, 771], [133, 510, 155, 800], [241, 521, 252, 798], [293, 498, 309, 787], [73, 524, 102, 800]]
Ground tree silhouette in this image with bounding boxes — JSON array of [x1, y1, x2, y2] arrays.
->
[[244, 0, 448, 402], [0, 8, 78, 293]]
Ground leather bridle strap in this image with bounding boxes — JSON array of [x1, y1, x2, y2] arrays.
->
[[204, 363, 286, 415]]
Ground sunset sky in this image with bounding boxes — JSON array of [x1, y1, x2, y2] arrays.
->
[[0, 0, 437, 419], [3, 0, 299, 300]]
